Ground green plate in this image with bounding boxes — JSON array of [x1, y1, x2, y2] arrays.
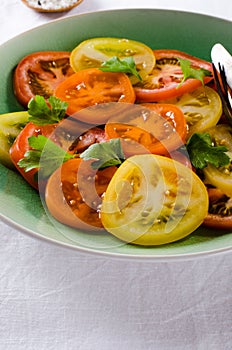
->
[[1, 9, 232, 260]]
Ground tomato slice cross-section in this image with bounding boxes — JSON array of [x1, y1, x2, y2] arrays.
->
[[203, 124, 232, 197], [70, 37, 156, 84], [134, 49, 213, 102], [101, 154, 208, 245], [45, 158, 117, 231], [105, 103, 187, 156], [13, 51, 74, 107], [54, 68, 136, 123], [164, 86, 222, 138], [203, 187, 232, 230]]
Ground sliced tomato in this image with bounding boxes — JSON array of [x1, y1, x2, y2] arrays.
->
[[9, 122, 57, 189], [54, 68, 136, 123], [0, 111, 29, 169], [105, 103, 187, 156], [70, 37, 155, 84], [203, 214, 232, 230], [203, 158, 232, 198], [134, 49, 213, 102], [163, 86, 222, 138], [101, 154, 208, 245], [203, 187, 232, 230], [203, 213, 232, 230], [13, 51, 74, 107], [45, 158, 117, 230], [68, 126, 108, 154], [203, 124, 232, 197], [205, 124, 232, 152]]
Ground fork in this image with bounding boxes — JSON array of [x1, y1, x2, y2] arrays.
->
[[212, 62, 232, 126], [211, 43, 232, 126]]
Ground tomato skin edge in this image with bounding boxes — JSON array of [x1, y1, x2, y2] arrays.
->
[[203, 214, 232, 230]]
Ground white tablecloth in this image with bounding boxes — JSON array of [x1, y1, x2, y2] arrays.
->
[[0, 1, 232, 349]]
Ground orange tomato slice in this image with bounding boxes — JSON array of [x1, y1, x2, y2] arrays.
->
[[105, 103, 187, 156], [54, 68, 136, 124], [45, 158, 117, 230]]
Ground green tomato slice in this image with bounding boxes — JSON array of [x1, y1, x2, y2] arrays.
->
[[101, 154, 208, 246], [0, 111, 29, 168], [165, 86, 222, 138], [70, 37, 155, 84]]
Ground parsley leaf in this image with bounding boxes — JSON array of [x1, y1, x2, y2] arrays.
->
[[178, 58, 212, 87], [186, 132, 230, 169], [18, 135, 74, 178], [80, 138, 125, 169], [100, 56, 142, 81], [28, 95, 68, 126]]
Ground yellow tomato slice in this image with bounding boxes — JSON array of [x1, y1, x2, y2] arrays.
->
[[101, 154, 208, 245], [0, 111, 29, 168], [70, 37, 155, 84], [203, 124, 232, 197], [204, 160, 232, 197], [164, 86, 222, 138]]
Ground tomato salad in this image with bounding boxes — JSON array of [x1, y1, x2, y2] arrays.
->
[[1, 36, 232, 246]]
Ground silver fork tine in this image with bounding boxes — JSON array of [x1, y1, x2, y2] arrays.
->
[[212, 62, 232, 126], [212, 63, 222, 95], [218, 63, 231, 105]]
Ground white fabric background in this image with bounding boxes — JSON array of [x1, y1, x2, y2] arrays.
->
[[0, 1, 232, 349]]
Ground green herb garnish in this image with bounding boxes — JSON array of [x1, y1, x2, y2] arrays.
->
[[186, 132, 230, 169], [100, 56, 142, 81], [18, 135, 74, 178], [80, 138, 125, 169], [28, 95, 68, 126], [178, 58, 212, 87]]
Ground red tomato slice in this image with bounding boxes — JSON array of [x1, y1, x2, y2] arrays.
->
[[134, 49, 213, 102], [203, 188, 232, 230], [45, 158, 117, 230], [13, 51, 74, 107], [9, 118, 108, 190], [54, 68, 136, 123], [68, 127, 108, 154], [105, 103, 187, 156], [9, 122, 57, 190]]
